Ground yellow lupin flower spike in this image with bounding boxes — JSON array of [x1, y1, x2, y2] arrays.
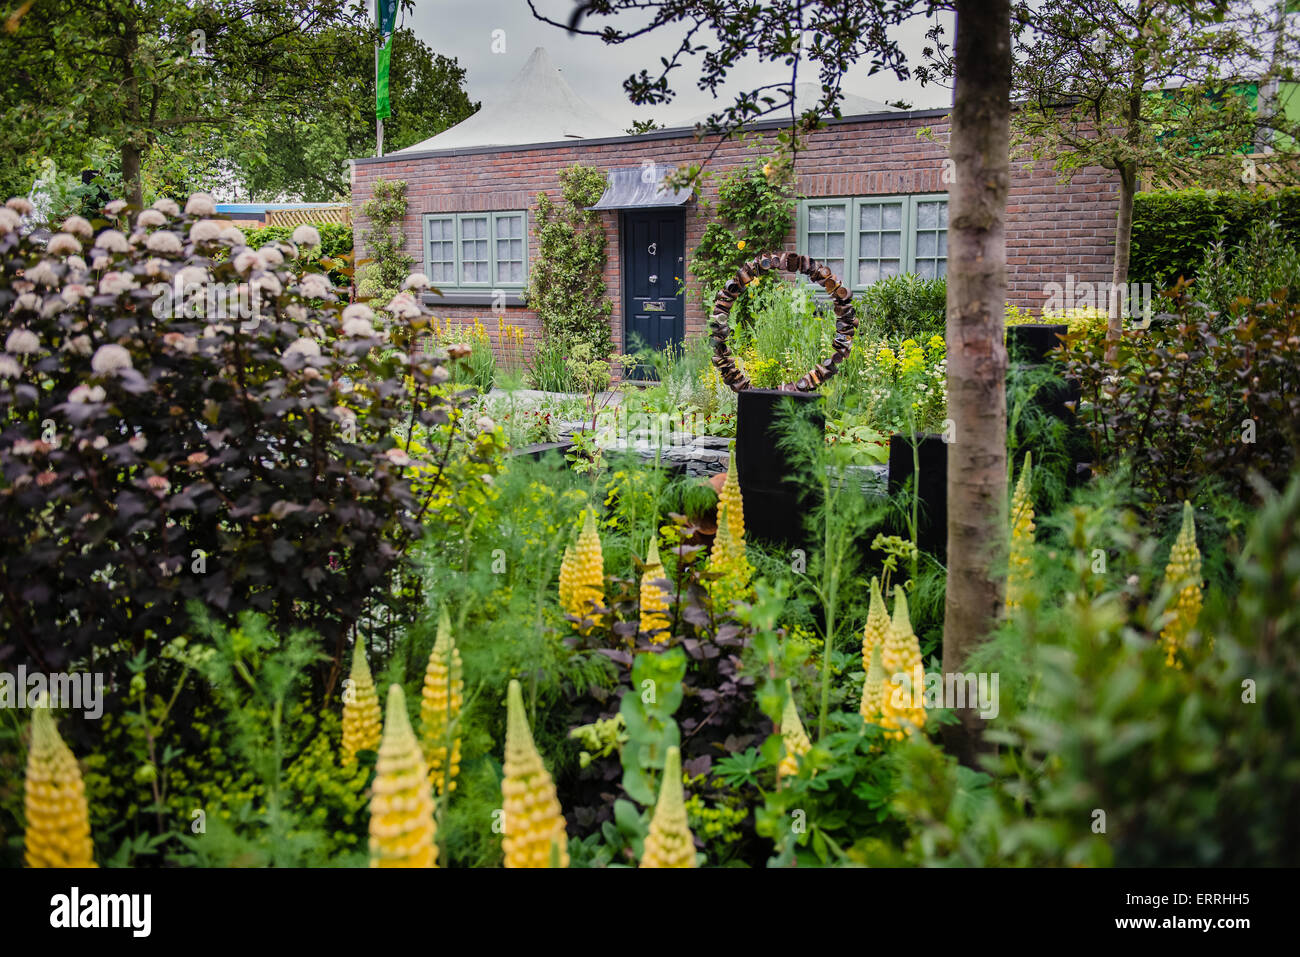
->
[[24, 697, 96, 868], [420, 606, 464, 795], [860, 642, 886, 727], [777, 683, 812, 784], [502, 680, 569, 867], [341, 637, 382, 763], [369, 684, 437, 867], [570, 508, 605, 629], [879, 587, 926, 741], [558, 542, 577, 615], [1005, 452, 1035, 615], [709, 463, 753, 608], [1160, 501, 1203, 669], [861, 576, 889, 675], [639, 536, 672, 642], [640, 746, 697, 868], [717, 449, 745, 545]]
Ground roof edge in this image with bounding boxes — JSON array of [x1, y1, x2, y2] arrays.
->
[[349, 106, 953, 167]]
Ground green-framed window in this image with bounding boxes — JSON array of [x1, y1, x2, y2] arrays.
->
[[797, 194, 948, 289], [803, 201, 847, 279], [422, 211, 528, 289]]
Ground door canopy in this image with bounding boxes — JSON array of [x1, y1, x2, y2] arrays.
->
[[588, 165, 693, 211]]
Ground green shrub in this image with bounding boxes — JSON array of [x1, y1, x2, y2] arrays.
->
[[1190, 218, 1300, 321], [885, 472, 1300, 867], [859, 273, 947, 338], [1129, 186, 1300, 290], [689, 151, 796, 327]]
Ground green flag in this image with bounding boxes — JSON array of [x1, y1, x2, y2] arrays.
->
[[376, 0, 398, 119]]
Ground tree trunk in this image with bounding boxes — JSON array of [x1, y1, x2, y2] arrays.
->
[[121, 140, 143, 209], [1107, 162, 1137, 358], [941, 0, 1012, 768]]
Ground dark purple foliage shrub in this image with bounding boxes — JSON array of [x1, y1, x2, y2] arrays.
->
[[0, 194, 468, 689]]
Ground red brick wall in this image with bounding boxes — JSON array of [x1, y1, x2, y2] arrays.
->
[[350, 113, 1120, 369]]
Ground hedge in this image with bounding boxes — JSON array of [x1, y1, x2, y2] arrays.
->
[[243, 221, 354, 287], [1130, 187, 1300, 291]]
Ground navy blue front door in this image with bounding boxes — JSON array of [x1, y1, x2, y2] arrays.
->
[[623, 209, 685, 378]]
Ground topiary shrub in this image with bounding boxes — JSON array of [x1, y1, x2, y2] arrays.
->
[[859, 273, 947, 338], [0, 193, 468, 688]]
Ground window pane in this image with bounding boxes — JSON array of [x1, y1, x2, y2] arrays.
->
[[938, 233, 948, 257], [827, 233, 844, 258], [935, 259, 947, 278], [828, 206, 846, 230], [916, 260, 935, 279], [809, 206, 827, 230], [917, 202, 940, 229], [937, 202, 949, 227], [860, 204, 881, 231], [826, 258, 844, 276], [808, 233, 826, 257], [859, 260, 879, 285], [881, 259, 901, 277], [917, 232, 936, 258], [462, 216, 488, 239], [500, 261, 522, 283], [882, 232, 901, 258], [498, 214, 522, 238], [882, 204, 903, 230], [859, 233, 880, 258]]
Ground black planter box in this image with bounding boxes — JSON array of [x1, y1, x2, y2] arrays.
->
[[887, 432, 948, 559], [735, 389, 824, 548], [1006, 323, 1089, 486], [510, 440, 575, 461], [1007, 323, 1068, 364]]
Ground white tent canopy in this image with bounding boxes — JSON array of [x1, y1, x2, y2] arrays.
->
[[395, 46, 624, 153], [676, 83, 900, 129]]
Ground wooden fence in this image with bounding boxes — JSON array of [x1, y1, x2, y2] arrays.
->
[[264, 205, 351, 227], [1146, 152, 1300, 192]]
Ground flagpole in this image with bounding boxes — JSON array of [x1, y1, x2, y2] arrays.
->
[[375, 0, 384, 157]]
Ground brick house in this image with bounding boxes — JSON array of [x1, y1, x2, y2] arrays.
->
[[350, 46, 1120, 368]]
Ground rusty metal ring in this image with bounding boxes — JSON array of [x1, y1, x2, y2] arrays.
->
[[707, 251, 859, 393]]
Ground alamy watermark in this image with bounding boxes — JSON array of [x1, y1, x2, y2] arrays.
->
[[0, 667, 104, 719], [890, 667, 1000, 720], [1043, 275, 1153, 323]]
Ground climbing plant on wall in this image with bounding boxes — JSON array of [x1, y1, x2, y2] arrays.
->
[[690, 147, 796, 326], [358, 177, 414, 309], [528, 164, 614, 359]]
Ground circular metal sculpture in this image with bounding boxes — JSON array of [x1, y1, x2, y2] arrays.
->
[[709, 252, 858, 393]]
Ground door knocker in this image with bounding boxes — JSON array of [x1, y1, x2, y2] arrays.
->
[[648, 242, 657, 255]]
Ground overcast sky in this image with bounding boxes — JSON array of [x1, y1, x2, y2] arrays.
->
[[402, 0, 956, 127]]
